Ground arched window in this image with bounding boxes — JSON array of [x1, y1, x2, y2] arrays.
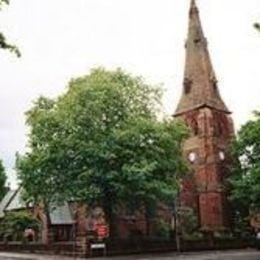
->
[[214, 116, 229, 136], [190, 117, 199, 136], [215, 119, 224, 137], [194, 38, 201, 44], [184, 78, 192, 94]]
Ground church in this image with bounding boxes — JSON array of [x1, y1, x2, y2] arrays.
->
[[0, 0, 235, 254]]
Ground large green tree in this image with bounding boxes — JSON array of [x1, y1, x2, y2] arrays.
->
[[230, 111, 260, 218], [0, 0, 20, 57], [17, 68, 188, 231]]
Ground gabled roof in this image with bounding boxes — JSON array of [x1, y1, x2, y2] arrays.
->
[[0, 190, 16, 218], [0, 187, 74, 225], [49, 202, 74, 225], [5, 188, 27, 212]]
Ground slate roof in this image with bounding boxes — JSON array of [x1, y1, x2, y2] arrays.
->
[[49, 202, 74, 225], [0, 188, 74, 225], [0, 190, 16, 218], [5, 188, 27, 211]]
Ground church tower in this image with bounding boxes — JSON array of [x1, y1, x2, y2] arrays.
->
[[174, 0, 234, 230]]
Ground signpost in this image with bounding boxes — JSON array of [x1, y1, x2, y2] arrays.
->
[[90, 223, 109, 257]]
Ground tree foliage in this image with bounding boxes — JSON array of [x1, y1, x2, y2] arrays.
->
[[17, 68, 188, 228], [0, 0, 20, 57], [230, 111, 260, 215], [0, 0, 9, 8], [0, 211, 39, 241], [0, 159, 7, 200], [254, 23, 260, 33]]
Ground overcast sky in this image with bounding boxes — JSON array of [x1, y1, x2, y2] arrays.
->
[[0, 0, 259, 187]]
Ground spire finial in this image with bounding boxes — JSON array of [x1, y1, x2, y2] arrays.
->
[[191, 0, 196, 6], [190, 0, 198, 15]]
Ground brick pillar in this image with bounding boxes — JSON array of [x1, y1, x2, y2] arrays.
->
[[75, 236, 88, 258], [75, 203, 89, 257]]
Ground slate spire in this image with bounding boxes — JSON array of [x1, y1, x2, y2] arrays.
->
[[175, 0, 229, 115]]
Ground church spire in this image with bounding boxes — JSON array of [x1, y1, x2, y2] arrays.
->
[[174, 0, 230, 115]]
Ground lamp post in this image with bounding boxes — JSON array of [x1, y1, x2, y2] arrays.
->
[[172, 178, 182, 253], [174, 186, 181, 252]]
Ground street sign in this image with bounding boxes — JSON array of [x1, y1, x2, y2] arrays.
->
[[94, 223, 109, 239], [90, 243, 106, 257], [90, 243, 106, 249]]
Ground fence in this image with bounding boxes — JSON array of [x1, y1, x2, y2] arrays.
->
[[0, 237, 252, 258]]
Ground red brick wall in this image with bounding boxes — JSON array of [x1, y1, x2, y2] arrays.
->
[[176, 107, 234, 230]]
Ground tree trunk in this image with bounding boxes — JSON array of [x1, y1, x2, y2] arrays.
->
[[103, 201, 116, 239]]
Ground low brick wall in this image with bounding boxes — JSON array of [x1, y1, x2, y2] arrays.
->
[[105, 238, 176, 256], [0, 242, 76, 256], [0, 238, 252, 258], [104, 238, 251, 256], [180, 239, 251, 252]]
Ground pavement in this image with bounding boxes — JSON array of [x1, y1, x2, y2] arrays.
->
[[0, 250, 259, 260]]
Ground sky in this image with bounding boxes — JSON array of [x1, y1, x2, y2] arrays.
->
[[0, 0, 259, 187]]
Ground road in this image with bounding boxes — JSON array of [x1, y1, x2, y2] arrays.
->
[[104, 250, 260, 260], [0, 250, 259, 260]]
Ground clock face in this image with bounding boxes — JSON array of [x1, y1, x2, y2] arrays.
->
[[219, 151, 225, 161], [188, 152, 196, 163]]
